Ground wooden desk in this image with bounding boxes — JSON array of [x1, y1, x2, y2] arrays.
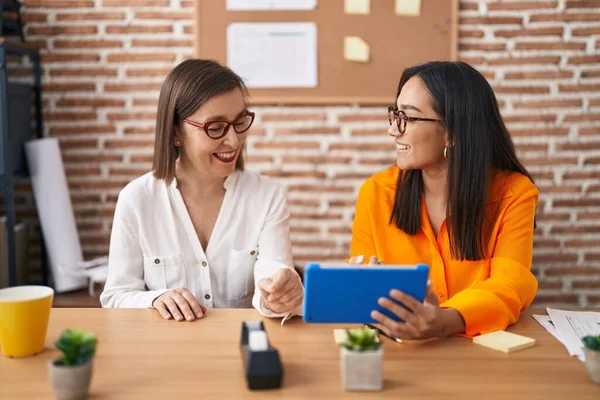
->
[[1, 308, 598, 399]]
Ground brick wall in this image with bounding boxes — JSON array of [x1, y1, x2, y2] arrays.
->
[[13, 0, 600, 307]]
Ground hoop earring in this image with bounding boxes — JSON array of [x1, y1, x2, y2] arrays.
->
[[444, 146, 448, 160]]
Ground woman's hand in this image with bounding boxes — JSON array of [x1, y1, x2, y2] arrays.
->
[[152, 288, 207, 322], [258, 268, 304, 314], [348, 255, 383, 265], [370, 281, 465, 340]]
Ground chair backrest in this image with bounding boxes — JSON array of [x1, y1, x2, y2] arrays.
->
[[1, 0, 25, 41]]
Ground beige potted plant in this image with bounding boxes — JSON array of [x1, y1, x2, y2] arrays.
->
[[48, 328, 97, 400], [340, 326, 383, 391], [583, 334, 600, 384]]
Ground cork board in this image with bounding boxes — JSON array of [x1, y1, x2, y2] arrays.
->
[[195, 0, 458, 105]]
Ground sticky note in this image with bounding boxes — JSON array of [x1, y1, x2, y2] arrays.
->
[[395, 0, 421, 16], [473, 331, 536, 353], [344, 0, 370, 14], [334, 329, 379, 344], [334, 329, 347, 344], [344, 36, 370, 63]]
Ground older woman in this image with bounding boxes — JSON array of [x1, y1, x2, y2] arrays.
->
[[101, 59, 303, 321]]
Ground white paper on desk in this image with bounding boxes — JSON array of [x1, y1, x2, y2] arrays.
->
[[546, 308, 600, 361], [532, 314, 559, 339], [227, 0, 317, 11], [227, 22, 317, 88], [532, 314, 584, 361]]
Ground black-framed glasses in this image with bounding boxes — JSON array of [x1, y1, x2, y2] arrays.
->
[[183, 111, 255, 140], [388, 106, 441, 134]]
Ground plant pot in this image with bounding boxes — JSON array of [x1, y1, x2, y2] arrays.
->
[[48, 359, 93, 400], [340, 346, 383, 391], [583, 347, 600, 385]]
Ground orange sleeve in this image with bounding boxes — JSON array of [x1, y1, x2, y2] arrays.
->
[[350, 179, 377, 262], [441, 182, 539, 337]]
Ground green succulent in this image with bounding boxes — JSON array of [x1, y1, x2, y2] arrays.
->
[[343, 326, 381, 352], [582, 335, 600, 352], [54, 328, 97, 366]]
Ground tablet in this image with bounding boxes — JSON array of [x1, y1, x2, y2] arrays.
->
[[302, 262, 430, 324]]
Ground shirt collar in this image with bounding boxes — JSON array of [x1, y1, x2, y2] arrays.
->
[[223, 170, 239, 190], [170, 170, 240, 190]]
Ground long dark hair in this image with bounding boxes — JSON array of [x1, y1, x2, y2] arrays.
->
[[153, 59, 247, 183], [389, 61, 534, 261]]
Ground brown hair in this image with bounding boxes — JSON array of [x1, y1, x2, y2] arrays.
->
[[153, 59, 248, 183]]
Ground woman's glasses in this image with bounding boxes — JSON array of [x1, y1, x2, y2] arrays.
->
[[183, 111, 255, 140], [388, 106, 441, 134]]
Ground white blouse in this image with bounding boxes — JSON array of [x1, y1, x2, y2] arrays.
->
[[100, 169, 302, 317]]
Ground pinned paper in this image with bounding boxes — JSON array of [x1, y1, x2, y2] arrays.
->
[[227, 22, 317, 88], [344, 36, 370, 63], [227, 0, 317, 10], [344, 0, 370, 14], [395, 0, 421, 16]]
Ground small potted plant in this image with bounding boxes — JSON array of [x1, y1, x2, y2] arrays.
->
[[340, 326, 383, 391], [583, 335, 600, 384], [48, 328, 97, 400]]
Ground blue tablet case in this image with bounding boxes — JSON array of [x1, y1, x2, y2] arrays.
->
[[302, 263, 430, 324]]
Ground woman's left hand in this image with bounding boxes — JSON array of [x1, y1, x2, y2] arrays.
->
[[370, 281, 464, 340]]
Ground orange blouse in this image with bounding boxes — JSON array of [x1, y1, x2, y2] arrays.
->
[[350, 166, 539, 337]]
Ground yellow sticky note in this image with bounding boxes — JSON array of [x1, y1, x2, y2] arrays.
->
[[344, 0, 370, 14], [334, 329, 379, 344], [334, 329, 347, 344], [344, 36, 370, 63], [473, 331, 536, 353], [395, 0, 421, 16]]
